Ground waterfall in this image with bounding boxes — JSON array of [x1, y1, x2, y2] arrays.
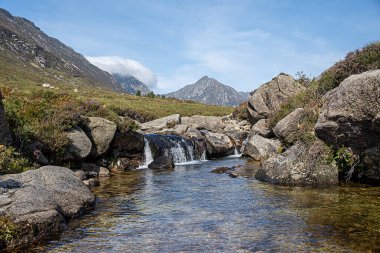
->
[[139, 138, 154, 168], [200, 150, 207, 161], [228, 146, 242, 158], [234, 147, 239, 156], [169, 137, 196, 165]]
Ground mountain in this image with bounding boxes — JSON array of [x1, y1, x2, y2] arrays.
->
[[0, 8, 122, 91], [112, 73, 150, 95], [166, 76, 249, 106]]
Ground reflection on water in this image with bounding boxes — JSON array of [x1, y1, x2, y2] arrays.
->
[[33, 158, 380, 252]]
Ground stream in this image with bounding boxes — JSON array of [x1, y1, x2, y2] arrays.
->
[[31, 156, 380, 252]]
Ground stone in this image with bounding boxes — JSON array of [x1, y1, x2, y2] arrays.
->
[[148, 156, 174, 170], [200, 130, 234, 157], [0, 92, 12, 146], [98, 167, 110, 177], [362, 147, 380, 182], [256, 140, 338, 187], [247, 73, 305, 124], [250, 119, 272, 138], [140, 114, 180, 131], [65, 127, 92, 159], [173, 124, 188, 135], [83, 117, 117, 157], [210, 167, 231, 174], [315, 70, 380, 153], [82, 178, 99, 189], [112, 131, 144, 157], [111, 157, 141, 171], [73, 170, 87, 181], [0, 166, 95, 249], [273, 108, 306, 144], [224, 131, 249, 147], [181, 115, 224, 131], [242, 134, 281, 161], [184, 127, 204, 139]]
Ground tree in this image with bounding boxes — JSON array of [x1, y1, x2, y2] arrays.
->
[[146, 91, 155, 98], [135, 90, 141, 96]]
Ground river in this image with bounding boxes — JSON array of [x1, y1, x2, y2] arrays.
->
[[32, 157, 380, 252]]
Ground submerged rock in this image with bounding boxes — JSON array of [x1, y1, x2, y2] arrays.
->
[[148, 156, 174, 170], [256, 140, 338, 187], [0, 166, 96, 250]]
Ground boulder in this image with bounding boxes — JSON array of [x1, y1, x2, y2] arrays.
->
[[184, 127, 204, 139], [73, 170, 87, 181], [247, 73, 305, 124], [362, 147, 380, 182], [242, 134, 281, 161], [140, 114, 180, 132], [83, 117, 117, 157], [173, 124, 188, 135], [0, 93, 12, 146], [148, 156, 174, 170], [273, 108, 306, 144], [98, 167, 110, 177], [0, 166, 96, 249], [181, 115, 223, 131], [315, 70, 380, 153], [255, 140, 338, 187], [111, 157, 141, 172], [112, 131, 144, 157], [200, 130, 234, 157], [65, 127, 92, 159], [224, 131, 249, 147], [250, 119, 272, 138]]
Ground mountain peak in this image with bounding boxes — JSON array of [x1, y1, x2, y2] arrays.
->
[[166, 76, 249, 106]]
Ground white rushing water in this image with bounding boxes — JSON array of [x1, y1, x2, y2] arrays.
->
[[139, 138, 154, 168], [227, 146, 242, 158]]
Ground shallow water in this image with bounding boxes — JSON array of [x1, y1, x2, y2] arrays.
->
[[33, 157, 380, 252]]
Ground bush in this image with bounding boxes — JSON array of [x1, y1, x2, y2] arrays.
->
[[232, 102, 250, 121], [0, 145, 31, 175], [0, 216, 18, 243]]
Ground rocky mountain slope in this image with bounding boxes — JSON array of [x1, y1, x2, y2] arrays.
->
[[166, 76, 249, 106], [112, 73, 150, 95], [0, 8, 122, 91]]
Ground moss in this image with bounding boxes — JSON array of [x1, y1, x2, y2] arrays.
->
[[0, 216, 18, 243]]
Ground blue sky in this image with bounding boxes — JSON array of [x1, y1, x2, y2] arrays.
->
[[1, 0, 379, 93]]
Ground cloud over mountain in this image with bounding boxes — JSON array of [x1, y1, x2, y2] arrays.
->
[[86, 56, 157, 88]]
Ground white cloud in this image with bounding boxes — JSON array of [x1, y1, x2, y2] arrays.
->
[[86, 56, 157, 88]]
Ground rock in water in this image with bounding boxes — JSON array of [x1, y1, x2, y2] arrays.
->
[[148, 156, 174, 170], [247, 73, 305, 124], [0, 166, 96, 249], [201, 130, 235, 157], [315, 70, 380, 153], [255, 140, 338, 187], [242, 134, 281, 161], [83, 117, 117, 157]]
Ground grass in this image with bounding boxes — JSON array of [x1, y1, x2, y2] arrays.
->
[[0, 216, 18, 244]]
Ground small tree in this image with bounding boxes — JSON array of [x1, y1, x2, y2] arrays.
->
[[146, 91, 155, 98], [135, 90, 141, 96]]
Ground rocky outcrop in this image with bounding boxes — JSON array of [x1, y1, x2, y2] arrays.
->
[[255, 140, 338, 187], [247, 73, 305, 124], [273, 108, 306, 144], [0, 166, 96, 249], [181, 115, 223, 132], [242, 134, 281, 161], [315, 70, 380, 153], [140, 114, 181, 132], [112, 131, 144, 158], [148, 156, 174, 170], [201, 130, 234, 157], [65, 127, 92, 159], [83, 117, 117, 157], [362, 147, 380, 182], [250, 119, 272, 138], [0, 93, 12, 146]]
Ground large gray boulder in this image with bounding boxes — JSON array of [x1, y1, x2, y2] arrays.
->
[[140, 114, 180, 132], [0, 93, 12, 146], [201, 130, 234, 157], [273, 108, 306, 144], [256, 140, 338, 187], [250, 119, 272, 138], [83, 117, 117, 157], [0, 166, 95, 249], [315, 70, 380, 153], [242, 134, 281, 161], [66, 127, 92, 159], [181, 115, 223, 131], [247, 73, 305, 124]]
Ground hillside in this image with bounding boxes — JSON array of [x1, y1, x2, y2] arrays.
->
[[112, 73, 151, 95], [166, 76, 249, 106], [0, 8, 122, 91]]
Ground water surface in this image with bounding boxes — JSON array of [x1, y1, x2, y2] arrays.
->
[[34, 157, 380, 252]]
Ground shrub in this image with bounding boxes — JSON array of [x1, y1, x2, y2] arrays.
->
[[0, 216, 18, 243], [232, 102, 250, 121], [166, 120, 177, 129], [0, 145, 31, 175]]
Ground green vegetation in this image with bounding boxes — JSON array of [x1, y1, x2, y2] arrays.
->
[[0, 145, 31, 175], [0, 216, 18, 243], [232, 101, 250, 121]]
